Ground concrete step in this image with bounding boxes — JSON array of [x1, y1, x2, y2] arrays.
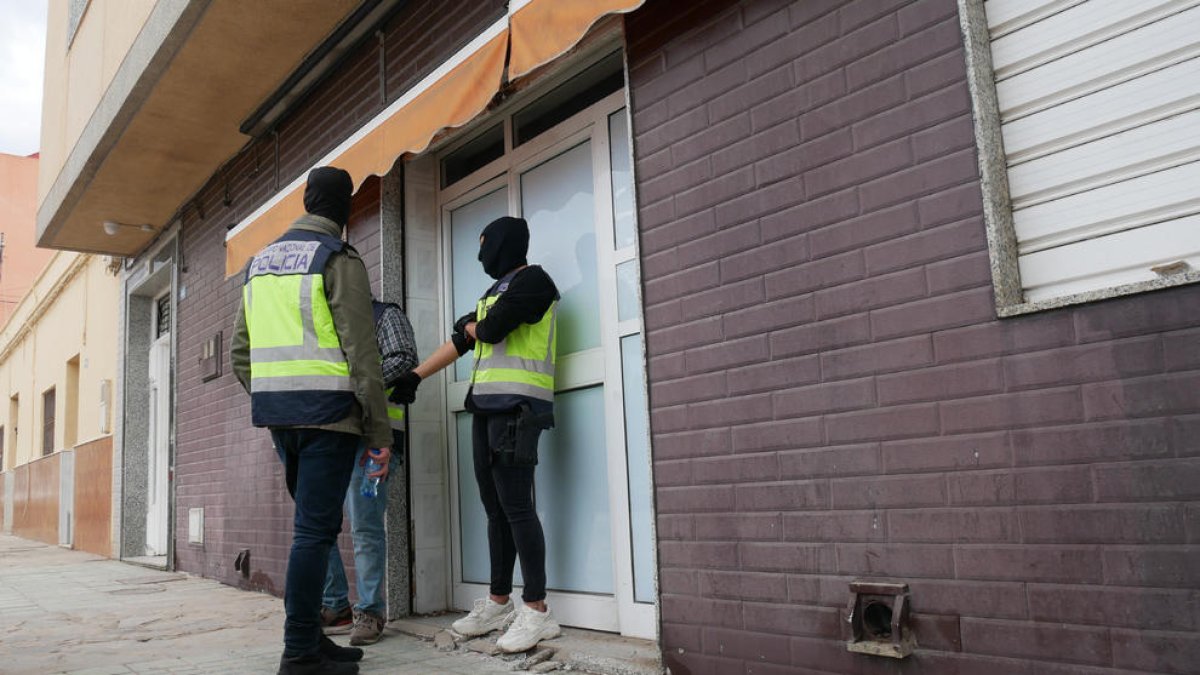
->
[[387, 612, 663, 675]]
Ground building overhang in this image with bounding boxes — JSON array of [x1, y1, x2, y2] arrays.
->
[[36, 0, 361, 257]]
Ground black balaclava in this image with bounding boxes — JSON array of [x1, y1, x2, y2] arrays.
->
[[304, 166, 354, 228], [478, 216, 529, 279]]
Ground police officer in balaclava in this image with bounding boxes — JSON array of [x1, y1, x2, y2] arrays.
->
[[391, 215, 564, 652]]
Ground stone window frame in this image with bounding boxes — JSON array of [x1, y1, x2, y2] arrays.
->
[[956, 0, 1200, 318]]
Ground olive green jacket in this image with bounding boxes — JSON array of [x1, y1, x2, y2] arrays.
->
[[231, 215, 393, 449]]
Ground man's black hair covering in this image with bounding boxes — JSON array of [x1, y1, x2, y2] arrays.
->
[[478, 216, 529, 279], [304, 166, 354, 227]]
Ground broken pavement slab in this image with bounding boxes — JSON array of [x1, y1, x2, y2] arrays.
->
[[466, 636, 504, 656], [520, 647, 555, 669], [434, 630, 458, 651]]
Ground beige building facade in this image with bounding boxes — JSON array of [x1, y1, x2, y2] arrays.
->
[[0, 251, 120, 556], [33, 0, 368, 568]]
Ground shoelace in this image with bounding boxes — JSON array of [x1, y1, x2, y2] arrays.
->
[[468, 598, 489, 618], [509, 609, 533, 632]]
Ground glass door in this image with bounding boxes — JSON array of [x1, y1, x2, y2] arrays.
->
[[440, 81, 654, 637]]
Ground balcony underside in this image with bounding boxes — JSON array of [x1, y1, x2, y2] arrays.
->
[[37, 0, 358, 256]]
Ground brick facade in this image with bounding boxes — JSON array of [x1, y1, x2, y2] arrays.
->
[[172, 0, 503, 592], [626, 0, 1200, 673], [160, 0, 1200, 669]]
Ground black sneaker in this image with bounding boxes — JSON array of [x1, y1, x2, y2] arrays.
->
[[277, 653, 359, 675], [320, 635, 363, 662]]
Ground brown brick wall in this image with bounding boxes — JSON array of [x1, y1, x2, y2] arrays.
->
[[626, 1, 1200, 673], [172, 1, 503, 592]]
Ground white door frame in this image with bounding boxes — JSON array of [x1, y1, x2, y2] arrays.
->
[[145, 298, 171, 557], [437, 87, 655, 638]]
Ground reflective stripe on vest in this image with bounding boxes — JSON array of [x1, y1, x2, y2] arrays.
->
[[471, 293, 557, 404], [385, 386, 405, 430], [244, 241, 352, 397]]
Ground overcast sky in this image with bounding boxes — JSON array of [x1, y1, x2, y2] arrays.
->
[[0, 0, 48, 156]]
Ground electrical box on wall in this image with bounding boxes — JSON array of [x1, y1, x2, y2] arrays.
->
[[188, 507, 204, 544], [200, 332, 222, 382]]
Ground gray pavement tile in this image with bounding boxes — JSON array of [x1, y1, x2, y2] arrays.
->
[[0, 534, 567, 675]]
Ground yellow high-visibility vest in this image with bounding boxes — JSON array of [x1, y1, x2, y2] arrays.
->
[[243, 231, 354, 426], [385, 387, 405, 430], [470, 280, 557, 412]]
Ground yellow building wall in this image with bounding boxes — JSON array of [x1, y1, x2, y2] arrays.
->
[[0, 253, 119, 469], [39, 0, 156, 205]]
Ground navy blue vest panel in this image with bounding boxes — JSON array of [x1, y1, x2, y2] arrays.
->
[[251, 390, 355, 428], [372, 300, 402, 324], [467, 392, 553, 417], [245, 230, 345, 281]]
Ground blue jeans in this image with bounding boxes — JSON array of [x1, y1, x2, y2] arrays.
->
[[271, 428, 359, 658], [323, 438, 402, 617]]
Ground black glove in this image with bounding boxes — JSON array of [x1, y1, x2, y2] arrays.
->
[[389, 371, 422, 405], [453, 311, 477, 337], [450, 331, 475, 356]]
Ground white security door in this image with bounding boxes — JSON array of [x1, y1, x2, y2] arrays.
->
[[145, 332, 171, 556], [440, 84, 655, 637]]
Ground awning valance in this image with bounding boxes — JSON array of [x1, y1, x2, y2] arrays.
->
[[509, 0, 643, 79], [225, 26, 508, 275], [226, 0, 644, 277]]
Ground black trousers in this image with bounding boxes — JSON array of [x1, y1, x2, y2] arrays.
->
[[471, 412, 546, 602]]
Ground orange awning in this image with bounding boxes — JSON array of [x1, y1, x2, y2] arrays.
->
[[225, 28, 509, 276], [226, 0, 644, 276], [509, 0, 644, 79]]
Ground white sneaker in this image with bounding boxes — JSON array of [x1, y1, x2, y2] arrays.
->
[[451, 597, 515, 637], [496, 604, 562, 653]]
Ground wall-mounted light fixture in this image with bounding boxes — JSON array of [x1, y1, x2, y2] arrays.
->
[[102, 220, 155, 236]]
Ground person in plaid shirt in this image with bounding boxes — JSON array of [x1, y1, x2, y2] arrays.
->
[[320, 299, 416, 646]]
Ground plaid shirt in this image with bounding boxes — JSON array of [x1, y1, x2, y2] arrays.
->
[[375, 303, 418, 388]]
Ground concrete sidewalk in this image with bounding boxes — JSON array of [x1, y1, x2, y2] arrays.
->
[[0, 534, 545, 674]]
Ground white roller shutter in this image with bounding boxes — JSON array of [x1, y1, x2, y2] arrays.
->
[[983, 0, 1200, 302]]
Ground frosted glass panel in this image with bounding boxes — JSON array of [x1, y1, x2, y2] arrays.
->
[[621, 334, 654, 603], [456, 413, 489, 584], [521, 142, 600, 355], [450, 187, 508, 381], [537, 385, 612, 593], [457, 388, 613, 594], [609, 109, 637, 250], [616, 260, 639, 323]]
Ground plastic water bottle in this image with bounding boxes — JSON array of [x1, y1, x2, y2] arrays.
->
[[360, 455, 383, 499]]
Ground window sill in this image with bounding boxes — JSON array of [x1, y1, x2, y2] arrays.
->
[[995, 270, 1200, 318]]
